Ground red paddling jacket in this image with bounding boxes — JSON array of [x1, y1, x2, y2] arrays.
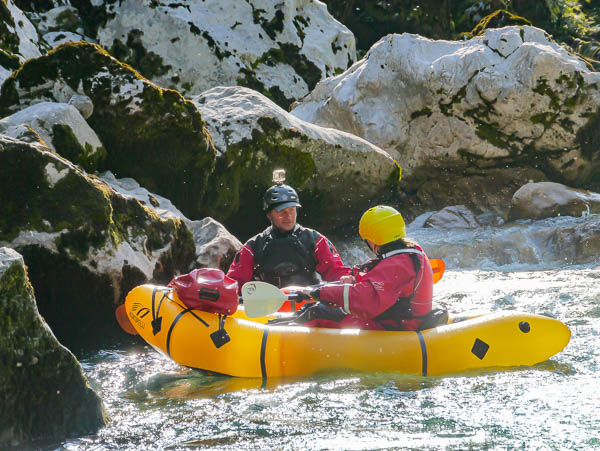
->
[[227, 224, 350, 293], [318, 243, 433, 331]]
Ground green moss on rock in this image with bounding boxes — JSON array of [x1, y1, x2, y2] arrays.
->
[[0, 47, 21, 70], [237, 43, 323, 110], [108, 29, 173, 79], [249, 2, 285, 40], [201, 116, 316, 237], [0, 41, 216, 219], [51, 123, 107, 172], [0, 7, 20, 56], [0, 250, 107, 445], [1, 137, 196, 346]]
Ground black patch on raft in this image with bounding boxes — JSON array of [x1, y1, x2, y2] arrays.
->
[[472, 338, 490, 360]]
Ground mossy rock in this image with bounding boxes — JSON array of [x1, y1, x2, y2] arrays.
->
[[0, 137, 196, 345], [0, 47, 21, 71], [108, 29, 173, 81], [51, 122, 107, 172], [201, 117, 317, 238], [237, 43, 324, 110], [0, 2, 20, 56], [0, 41, 217, 219], [0, 247, 107, 446]]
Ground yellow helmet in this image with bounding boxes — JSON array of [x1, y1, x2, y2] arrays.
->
[[359, 206, 406, 245]]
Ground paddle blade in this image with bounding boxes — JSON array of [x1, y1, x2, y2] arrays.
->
[[115, 303, 138, 335], [242, 281, 288, 318], [430, 259, 445, 284]]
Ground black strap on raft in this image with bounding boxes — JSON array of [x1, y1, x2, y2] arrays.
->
[[260, 328, 270, 383], [165, 302, 211, 357], [151, 287, 167, 335], [209, 314, 231, 348]]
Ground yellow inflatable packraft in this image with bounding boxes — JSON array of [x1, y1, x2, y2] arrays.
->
[[125, 284, 571, 378]]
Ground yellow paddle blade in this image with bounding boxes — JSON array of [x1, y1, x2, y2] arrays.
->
[[430, 259, 445, 284]]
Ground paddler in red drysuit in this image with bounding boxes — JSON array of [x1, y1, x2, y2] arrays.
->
[[227, 171, 350, 293], [299, 205, 433, 331]]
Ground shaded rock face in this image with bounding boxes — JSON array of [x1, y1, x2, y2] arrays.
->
[[100, 171, 242, 271], [405, 166, 547, 220], [508, 181, 600, 221], [192, 86, 398, 238], [323, 0, 453, 53], [0, 41, 217, 220], [95, 0, 356, 109], [0, 136, 196, 345], [291, 26, 600, 213], [0, 101, 106, 171], [0, 247, 107, 447]]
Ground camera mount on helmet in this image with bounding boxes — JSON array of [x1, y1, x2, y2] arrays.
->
[[263, 169, 301, 212]]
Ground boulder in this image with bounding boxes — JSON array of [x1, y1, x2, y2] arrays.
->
[[0, 247, 107, 446], [190, 217, 242, 272], [0, 136, 196, 345], [0, 101, 106, 171], [291, 26, 600, 213], [96, 0, 356, 108], [0, 41, 217, 220], [100, 171, 242, 271], [424, 205, 480, 229], [192, 86, 399, 237], [508, 181, 600, 221]]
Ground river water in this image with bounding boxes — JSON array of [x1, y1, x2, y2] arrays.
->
[[47, 215, 600, 450]]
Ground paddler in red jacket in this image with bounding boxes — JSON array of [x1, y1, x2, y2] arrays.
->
[[227, 170, 350, 293], [301, 205, 433, 331]]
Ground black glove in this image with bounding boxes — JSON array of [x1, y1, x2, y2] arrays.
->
[[293, 287, 320, 302]]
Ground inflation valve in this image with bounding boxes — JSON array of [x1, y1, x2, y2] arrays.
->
[[519, 321, 531, 333]]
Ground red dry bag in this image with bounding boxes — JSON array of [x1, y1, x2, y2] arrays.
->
[[168, 268, 238, 315]]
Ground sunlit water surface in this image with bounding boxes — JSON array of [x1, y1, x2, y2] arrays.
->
[[47, 219, 600, 449]]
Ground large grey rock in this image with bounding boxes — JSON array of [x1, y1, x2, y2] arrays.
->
[[0, 102, 105, 171], [291, 26, 600, 211], [0, 136, 196, 344], [508, 181, 600, 221], [0, 41, 217, 220], [96, 0, 356, 108], [0, 247, 107, 446], [424, 205, 481, 229], [192, 85, 399, 234]]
